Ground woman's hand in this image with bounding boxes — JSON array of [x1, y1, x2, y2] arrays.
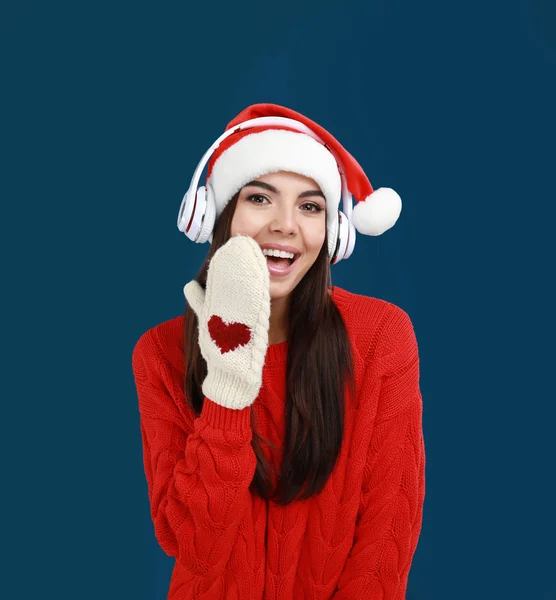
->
[[183, 234, 271, 410]]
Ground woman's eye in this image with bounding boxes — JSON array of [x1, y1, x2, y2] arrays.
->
[[302, 203, 323, 213], [247, 194, 268, 204], [246, 195, 323, 213]]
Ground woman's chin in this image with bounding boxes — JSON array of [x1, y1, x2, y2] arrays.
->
[[269, 279, 296, 300]]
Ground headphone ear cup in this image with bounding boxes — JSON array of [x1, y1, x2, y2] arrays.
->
[[328, 211, 340, 263], [196, 184, 216, 244], [177, 188, 195, 237], [342, 213, 356, 261], [179, 185, 207, 242], [331, 211, 356, 264]]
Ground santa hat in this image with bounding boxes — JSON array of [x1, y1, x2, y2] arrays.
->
[[205, 103, 401, 240]]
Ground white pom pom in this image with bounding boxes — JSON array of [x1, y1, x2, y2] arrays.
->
[[352, 188, 402, 236]]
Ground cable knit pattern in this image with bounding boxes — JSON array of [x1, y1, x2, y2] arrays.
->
[[131, 286, 426, 599]]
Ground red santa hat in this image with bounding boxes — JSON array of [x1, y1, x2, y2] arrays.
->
[[205, 103, 402, 239]]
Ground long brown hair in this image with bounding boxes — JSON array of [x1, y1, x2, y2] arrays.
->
[[183, 190, 356, 505]]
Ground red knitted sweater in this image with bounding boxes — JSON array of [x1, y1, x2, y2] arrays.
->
[[131, 286, 426, 599]]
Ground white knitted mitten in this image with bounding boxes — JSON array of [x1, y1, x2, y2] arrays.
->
[[183, 234, 271, 410]]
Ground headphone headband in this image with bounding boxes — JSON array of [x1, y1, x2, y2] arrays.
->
[[185, 116, 353, 222]]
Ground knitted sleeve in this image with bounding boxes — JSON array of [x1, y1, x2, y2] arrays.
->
[[131, 329, 259, 591], [333, 305, 426, 599]]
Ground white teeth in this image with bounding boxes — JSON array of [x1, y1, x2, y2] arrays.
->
[[262, 248, 295, 259]]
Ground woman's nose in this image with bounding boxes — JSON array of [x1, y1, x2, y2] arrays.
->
[[270, 210, 298, 233]]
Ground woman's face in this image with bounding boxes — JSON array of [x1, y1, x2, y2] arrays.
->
[[230, 170, 327, 302]]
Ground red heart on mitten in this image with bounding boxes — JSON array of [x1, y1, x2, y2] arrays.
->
[[208, 315, 252, 353]]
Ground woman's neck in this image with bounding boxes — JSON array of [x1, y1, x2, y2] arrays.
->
[[268, 295, 290, 344]]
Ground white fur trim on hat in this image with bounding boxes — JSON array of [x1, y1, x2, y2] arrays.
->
[[352, 188, 402, 236], [206, 129, 341, 233]]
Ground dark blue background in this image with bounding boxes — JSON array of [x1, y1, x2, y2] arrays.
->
[[3, 0, 555, 598]]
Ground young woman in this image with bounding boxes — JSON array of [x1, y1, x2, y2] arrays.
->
[[132, 103, 426, 599]]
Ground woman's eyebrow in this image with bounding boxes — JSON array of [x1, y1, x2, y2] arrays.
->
[[244, 180, 325, 199], [298, 189, 325, 199]]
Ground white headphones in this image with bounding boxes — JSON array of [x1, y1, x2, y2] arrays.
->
[[177, 116, 356, 265]]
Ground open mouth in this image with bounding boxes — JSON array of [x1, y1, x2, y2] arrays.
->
[[267, 253, 299, 263], [265, 252, 300, 271]]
